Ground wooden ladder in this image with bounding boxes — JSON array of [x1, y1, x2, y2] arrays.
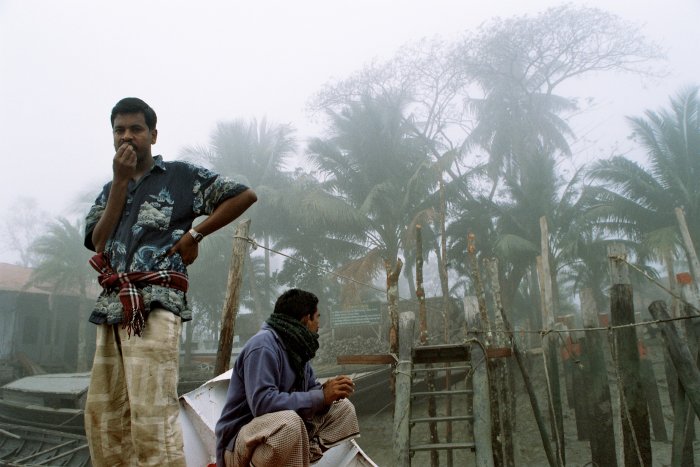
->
[[407, 343, 476, 464]]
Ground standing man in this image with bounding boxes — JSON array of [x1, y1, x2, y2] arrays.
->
[[215, 288, 360, 467], [84, 97, 257, 466]]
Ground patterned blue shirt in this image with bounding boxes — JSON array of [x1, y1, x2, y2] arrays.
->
[[84, 155, 248, 324]]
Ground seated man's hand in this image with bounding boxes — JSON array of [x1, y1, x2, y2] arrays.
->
[[322, 375, 354, 405]]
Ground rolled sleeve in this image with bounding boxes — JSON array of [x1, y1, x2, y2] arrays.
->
[[84, 187, 108, 251], [192, 167, 248, 216]]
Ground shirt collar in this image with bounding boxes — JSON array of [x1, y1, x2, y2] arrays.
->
[[152, 155, 166, 172]]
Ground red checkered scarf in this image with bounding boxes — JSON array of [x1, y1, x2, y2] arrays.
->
[[89, 252, 189, 337]]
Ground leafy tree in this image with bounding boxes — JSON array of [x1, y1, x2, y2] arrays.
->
[[29, 217, 93, 371], [588, 86, 700, 264], [305, 93, 436, 303], [3, 197, 49, 267], [182, 117, 297, 312]]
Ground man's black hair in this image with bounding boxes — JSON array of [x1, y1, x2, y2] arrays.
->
[[273, 289, 319, 321], [110, 97, 157, 130]]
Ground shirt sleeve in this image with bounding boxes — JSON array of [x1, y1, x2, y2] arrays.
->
[[243, 346, 326, 420], [190, 165, 249, 217], [84, 185, 109, 251]]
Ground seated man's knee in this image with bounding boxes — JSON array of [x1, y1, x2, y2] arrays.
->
[[275, 410, 306, 440], [332, 399, 356, 418]]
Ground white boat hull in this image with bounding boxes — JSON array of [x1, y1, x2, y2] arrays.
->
[[179, 370, 377, 467]]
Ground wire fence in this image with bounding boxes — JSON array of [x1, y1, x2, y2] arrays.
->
[[238, 234, 700, 339]]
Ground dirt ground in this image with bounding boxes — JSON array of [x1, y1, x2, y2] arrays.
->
[[352, 337, 700, 467]]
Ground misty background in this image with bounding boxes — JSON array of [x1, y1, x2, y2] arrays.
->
[[1, 0, 697, 245], [1, 0, 700, 332]]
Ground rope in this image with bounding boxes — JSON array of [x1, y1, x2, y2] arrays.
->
[[234, 234, 455, 319], [234, 235, 700, 337], [613, 254, 700, 315], [394, 360, 413, 378]]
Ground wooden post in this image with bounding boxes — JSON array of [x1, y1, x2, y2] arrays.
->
[[468, 238, 501, 465], [438, 179, 454, 467], [675, 274, 700, 464], [648, 301, 700, 418], [215, 219, 251, 376], [465, 296, 494, 467], [416, 225, 439, 467], [475, 290, 560, 467], [485, 259, 514, 467], [608, 243, 651, 466], [580, 288, 617, 466], [393, 311, 415, 466], [538, 216, 565, 466], [638, 351, 667, 442]]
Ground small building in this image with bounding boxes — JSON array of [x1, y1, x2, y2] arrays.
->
[[0, 263, 98, 376]]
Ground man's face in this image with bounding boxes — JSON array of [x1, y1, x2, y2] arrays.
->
[[302, 308, 320, 334], [112, 112, 157, 163]]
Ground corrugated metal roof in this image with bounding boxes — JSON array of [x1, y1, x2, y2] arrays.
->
[[2, 372, 91, 395], [0, 263, 52, 294]]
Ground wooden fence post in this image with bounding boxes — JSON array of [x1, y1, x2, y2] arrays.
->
[[538, 217, 565, 466], [215, 219, 251, 376], [608, 243, 651, 466], [485, 259, 514, 467], [648, 301, 700, 417], [465, 296, 494, 467], [393, 311, 415, 466], [580, 288, 617, 466]]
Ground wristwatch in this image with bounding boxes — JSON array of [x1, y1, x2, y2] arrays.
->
[[189, 228, 204, 243]]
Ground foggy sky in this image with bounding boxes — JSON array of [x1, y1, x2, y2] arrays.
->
[[1, 0, 699, 263]]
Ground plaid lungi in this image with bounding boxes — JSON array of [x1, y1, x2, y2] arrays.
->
[[224, 398, 359, 467], [84, 308, 185, 467]]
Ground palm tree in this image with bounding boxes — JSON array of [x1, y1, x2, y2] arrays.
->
[[588, 86, 700, 263], [304, 92, 437, 304], [182, 118, 297, 311], [29, 217, 94, 371]]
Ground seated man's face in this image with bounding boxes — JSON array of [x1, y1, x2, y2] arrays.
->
[[302, 308, 320, 333]]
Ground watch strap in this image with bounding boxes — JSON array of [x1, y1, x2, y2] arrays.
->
[[189, 228, 204, 243]]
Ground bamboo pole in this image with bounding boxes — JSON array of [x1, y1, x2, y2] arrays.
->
[[215, 219, 251, 376], [608, 243, 651, 466], [393, 311, 415, 466]]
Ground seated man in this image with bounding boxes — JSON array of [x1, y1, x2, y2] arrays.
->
[[215, 289, 359, 467]]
